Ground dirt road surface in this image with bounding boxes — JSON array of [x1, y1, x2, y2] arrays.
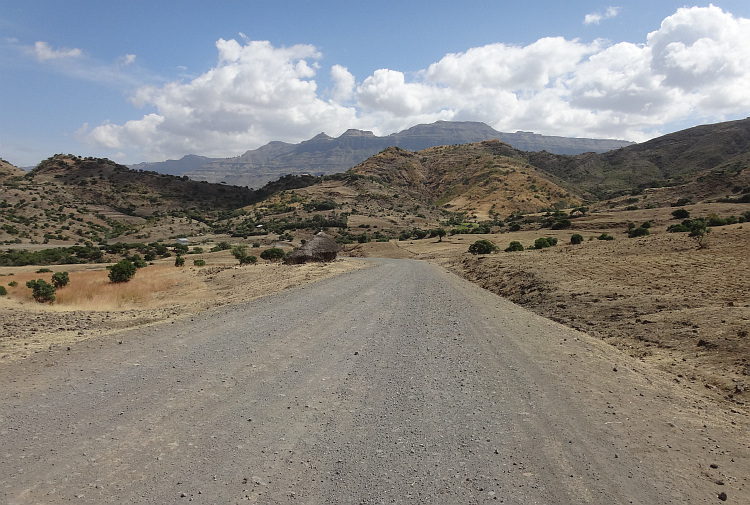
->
[[1, 259, 747, 504]]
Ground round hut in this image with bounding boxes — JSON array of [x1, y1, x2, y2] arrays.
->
[[284, 232, 341, 264]]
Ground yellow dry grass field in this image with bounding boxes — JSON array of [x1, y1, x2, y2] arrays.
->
[[0, 253, 370, 360]]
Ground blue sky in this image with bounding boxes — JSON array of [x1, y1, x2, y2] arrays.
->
[[2, 1, 750, 167]]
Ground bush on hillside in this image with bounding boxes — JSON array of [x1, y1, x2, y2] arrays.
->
[[260, 248, 285, 262], [108, 259, 137, 283], [671, 208, 690, 219], [51, 271, 69, 289], [570, 233, 584, 245], [468, 239, 499, 255], [26, 279, 55, 303], [505, 241, 524, 252]]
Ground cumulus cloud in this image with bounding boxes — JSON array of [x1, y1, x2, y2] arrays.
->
[[85, 39, 358, 160], [32, 41, 82, 61], [584, 6, 620, 25], [84, 5, 750, 161]]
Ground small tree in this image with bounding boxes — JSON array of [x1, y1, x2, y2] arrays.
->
[[468, 239, 499, 255], [26, 279, 56, 303], [0, 286, 7, 296], [570, 233, 584, 245], [434, 228, 447, 242], [174, 255, 185, 267], [51, 271, 70, 289], [109, 259, 137, 283], [260, 247, 286, 262], [230, 244, 250, 265], [688, 219, 710, 248]]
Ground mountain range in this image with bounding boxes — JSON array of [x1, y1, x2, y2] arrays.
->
[[130, 121, 633, 188]]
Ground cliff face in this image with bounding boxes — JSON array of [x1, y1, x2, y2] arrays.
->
[[131, 121, 633, 188]]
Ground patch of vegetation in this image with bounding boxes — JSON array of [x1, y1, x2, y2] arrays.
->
[[26, 279, 55, 303], [260, 247, 286, 262], [533, 237, 558, 249], [570, 233, 584, 245], [468, 239, 499, 255], [108, 259, 137, 283], [597, 233, 614, 241], [505, 241, 524, 252], [51, 271, 69, 289]]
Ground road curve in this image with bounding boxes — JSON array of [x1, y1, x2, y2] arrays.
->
[[0, 259, 744, 504]]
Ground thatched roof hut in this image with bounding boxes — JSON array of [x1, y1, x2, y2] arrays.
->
[[284, 232, 341, 264]]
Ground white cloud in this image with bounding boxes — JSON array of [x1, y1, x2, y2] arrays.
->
[[84, 6, 750, 161], [117, 54, 136, 67], [32, 41, 82, 61], [584, 6, 620, 25]]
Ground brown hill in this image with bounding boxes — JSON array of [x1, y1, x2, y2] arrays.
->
[[527, 118, 750, 199], [26, 154, 256, 216], [0, 158, 25, 182], [350, 141, 581, 219]]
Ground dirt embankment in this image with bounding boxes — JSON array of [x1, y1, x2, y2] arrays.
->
[[445, 226, 750, 404]]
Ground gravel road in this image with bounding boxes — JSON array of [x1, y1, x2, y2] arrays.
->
[[1, 259, 746, 504]]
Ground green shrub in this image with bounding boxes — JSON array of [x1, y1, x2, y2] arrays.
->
[[51, 271, 69, 289], [210, 241, 231, 252], [8, 281, 18, 287], [671, 208, 690, 219], [597, 233, 614, 241], [26, 279, 55, 303], [243, 255, 258, 265], [174, 255, 185, 267], [667, 224, 689, 233], [505, 241, 524, 252], [193, 259, 206, 267], [508, 222, 521, 232], [570, 233, 584, 245], [36, 268, 52, 273], [468, 239, 499, 255], [550, 219, 571, 230], [260, 248, 285, 262], [628, 226, 650, 238], [128, 254, 148, 268], [108, 259, 137, 283], [0, 285, 6, 296], [534, 237, 557, 249]]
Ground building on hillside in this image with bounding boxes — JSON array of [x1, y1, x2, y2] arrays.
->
[[175, 238, 190, 246]]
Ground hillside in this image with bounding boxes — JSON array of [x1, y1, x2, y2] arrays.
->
[[0, 158, 25, 182], [527, 118, 750, 199], [133, 121, 633, 188]]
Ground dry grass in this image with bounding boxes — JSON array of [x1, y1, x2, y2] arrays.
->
[[1, 265, 183, 310]]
